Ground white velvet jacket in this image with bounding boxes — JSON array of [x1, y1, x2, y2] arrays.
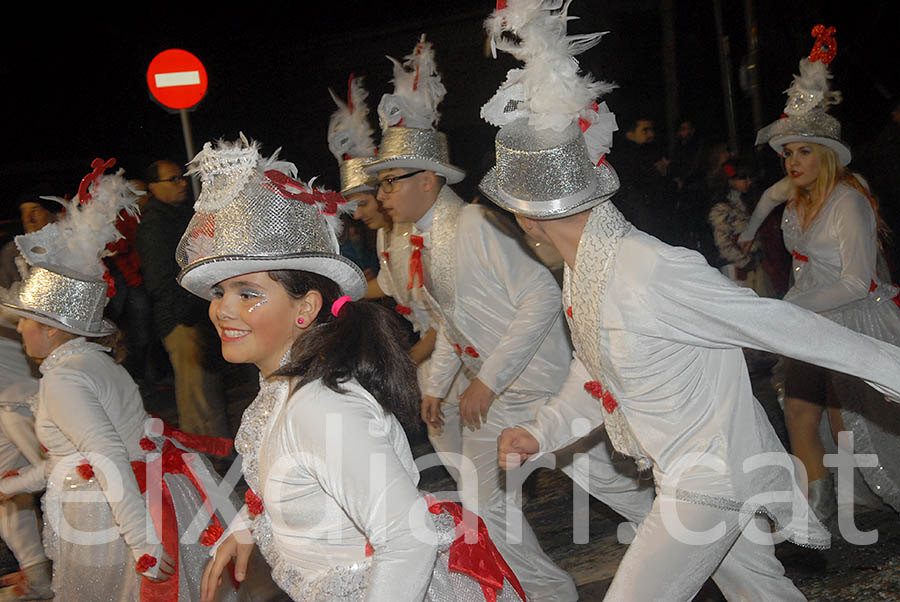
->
[[418, 187, 571, 400]]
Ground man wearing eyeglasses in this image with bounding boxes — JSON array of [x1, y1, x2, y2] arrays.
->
[[136, 160, 230, 439]]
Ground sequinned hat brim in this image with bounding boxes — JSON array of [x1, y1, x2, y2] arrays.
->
[[363, 128, 465, 184], [767, 134, 851, 166], [757, 112, 851, 166], [178, 254, 367, 302], [480, 161, 618, 219], [1, 267, 114, 337], [478, 119, 620, 219], [0, 301, 115, 337]]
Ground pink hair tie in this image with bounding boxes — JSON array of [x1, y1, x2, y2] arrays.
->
[[331, 296, 352, 317]]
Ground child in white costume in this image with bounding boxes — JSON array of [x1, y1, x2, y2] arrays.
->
[[481, 4, 900, 601], [177, 138, 526, 602], [0, 161, 238, 602]]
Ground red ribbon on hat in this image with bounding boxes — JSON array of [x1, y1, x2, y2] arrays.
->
[[77, 158, 116, 203], [424, 496, 526, 602], [408, 235, 425, 290]]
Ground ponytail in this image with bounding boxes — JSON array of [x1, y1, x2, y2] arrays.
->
[[269, 270, 420, 429]]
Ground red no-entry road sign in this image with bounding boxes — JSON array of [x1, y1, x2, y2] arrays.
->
[[146, 49, 208, 111]]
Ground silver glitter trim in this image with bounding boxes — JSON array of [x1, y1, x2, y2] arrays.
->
[[417, 189, 486, 375], [673, 488, 831, 550], [363, 128, 465, 183], [340, 157, 376, 196], [756, 111, 850, 164], [564, 204, 652, 470], [4, 268, 112, 336]]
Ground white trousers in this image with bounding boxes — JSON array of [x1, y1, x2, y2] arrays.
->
[[429, 386, 654, 602], [604, 495, 806, 601]]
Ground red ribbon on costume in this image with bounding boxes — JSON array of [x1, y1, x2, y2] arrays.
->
[[408, 235, 425, 290], [131, 425, 234, 602], [161, 422, 234, 457], [424, 496, 526, 602], [791, 250, 809, 263]]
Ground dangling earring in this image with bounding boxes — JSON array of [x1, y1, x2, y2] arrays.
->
[[297, 317, 304, 325]]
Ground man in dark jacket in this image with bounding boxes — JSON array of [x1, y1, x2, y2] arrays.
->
[[136, 160, 229, 437]]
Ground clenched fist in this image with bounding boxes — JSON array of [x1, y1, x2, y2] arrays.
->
[[497, 427, 539, 470]]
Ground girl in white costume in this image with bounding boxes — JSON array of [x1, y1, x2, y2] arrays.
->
[[0, 161, 238, 602], [178, 138, 525, 602], [739, 26, 900, 521]]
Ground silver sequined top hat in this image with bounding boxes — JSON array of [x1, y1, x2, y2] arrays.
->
[[478, 0, 620, 219], [480, 119, 619, 218], [1, 159, 139, 337], [363, 35, 465, 184], [328, 75, 378, 197], [756, 25, 850, 165], [176, 137, 366, 301]]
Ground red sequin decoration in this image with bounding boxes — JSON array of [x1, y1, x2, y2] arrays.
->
[[246, 489, 264, 516], [453, 343, 463, 354], [395, 304, 412, 316], [200, 524, 225, 547], [808, 25, 837, 65], [136, 554, 157, 573], [464, 346, 479, 358], [77, 461, 94, 480], [365, 541, 375, 557], [566, 306, 573, 319], [2, 470, 19, 479], [584, 381, 618, 413]]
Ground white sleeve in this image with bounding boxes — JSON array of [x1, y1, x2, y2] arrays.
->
[[465, 210, 562, 394], [783, 193, 875, 312], [287, 393, 437, 602], [0, 461, 46, 495], [0, 407, 44, 467], [737, 179, 790, 243], [519, 354, 606, 455], [642, 246, 900, 402], [41, 368, 159, 562], [423, 324, 462, 399]]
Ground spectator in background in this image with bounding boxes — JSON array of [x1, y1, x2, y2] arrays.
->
[[669, 118, 704, 191], [707, 159, 773, 297], [135, 160, 230, 437], [0, 192, 61, 289], [104, 204, 153, 381], [612, 115, 680, 245]]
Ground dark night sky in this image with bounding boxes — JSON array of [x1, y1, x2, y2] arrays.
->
[[2, 1, 897, 223]]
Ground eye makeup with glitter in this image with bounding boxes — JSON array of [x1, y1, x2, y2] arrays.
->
[[247, 297, 270, 313]]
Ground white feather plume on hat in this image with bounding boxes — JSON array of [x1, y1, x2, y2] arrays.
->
[[328, 75, 377, 162], [16, 162, 139, 281], [481, 0, 616, 163], [783, 56, 841, 116], [377, 34, 447, 131]]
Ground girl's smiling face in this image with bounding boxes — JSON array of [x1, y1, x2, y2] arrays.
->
[[208, 272, 302, 375]]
